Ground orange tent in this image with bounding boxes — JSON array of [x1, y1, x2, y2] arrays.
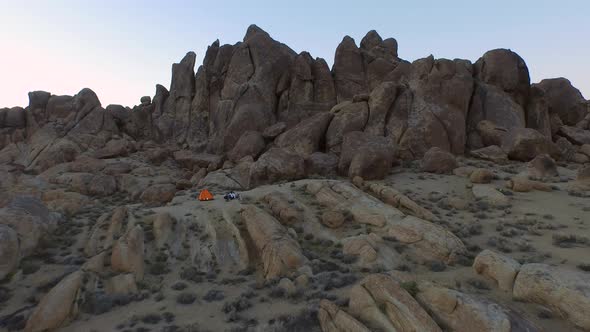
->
[[198, 189, 214, 201]]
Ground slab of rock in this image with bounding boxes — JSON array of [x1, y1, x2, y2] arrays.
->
[[276, 112, 333, 157], [248, 148, 305, 188], [241, 205, 306, 279], [417, 282, 540, 332], [263, 192, 302, 226], [473, 249, 521, 291], [111, 225, 145, 281], [513, 263, 590, 330], [24, 271, 83, 332], [348, 274, 441, 332], [318, 299, 370, 332], [559, 125, 590, 145], [535, 77, 587, 126], [153, 213, 174, 248], [305, 152, 339, 176]]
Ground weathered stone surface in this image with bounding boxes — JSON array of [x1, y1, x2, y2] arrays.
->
[[326, 102, 368, 153], [321, 210, 345, 228], [227, 131, 265, 162], [106, 273, 138, 295], [527, 153, 558, 179], [501, 127, 557, 161], [473, 250, 521, 291], [535, 77, 587, 126], [318, 299, 370, 332], [348, 274, 441, 332], [173, 150, 222, 170], [559, 125, 590, 145], [474, 48, 530, 108], [469, 145, 508, 164], [469, 168, 494, 184], [305, 152, 338, 176], [333, 36, 367, 103], [111, 225, 145, 281], [263, 192, 302, 226], [248, 148, 305, 188], [140, 184, 176, 206], [0, 197, 59, 257], [526, 86, 552, 137], [0, 224, 19, 280], [421, 147, 457, 174], [24, 271, 83, 332], [417, 282, 539, 332], [506, 177, 552, 192], [42, 189, 90, 216], [241, 205, 306, 279], [472, 185, 509, 207], [367, 183, 438, 222], [153, 212, 174, 248], [513, 263, 590, 330], [52, 172, 117, 196], [276, 112, 333, 157], [339, 131, 395, 180]]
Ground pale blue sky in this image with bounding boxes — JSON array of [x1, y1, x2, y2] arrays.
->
[[1, 0, 588, 107]]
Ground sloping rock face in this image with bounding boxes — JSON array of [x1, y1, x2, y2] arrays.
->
[[241, 205, 307, 280], [1, 25, 588, 184], [348, 274, 441, 332]]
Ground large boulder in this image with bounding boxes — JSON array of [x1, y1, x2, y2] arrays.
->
[[24, 271, 84, 332], [241, 205, 306, 279], [473, 49, 530, 108], [248, 148, 305, 188], [275, 112, 333, 157], [473, 250, 521, 292], [534, 78, 587, 126], [559, 125, 590, 145], [513, 263, 590, 330], [421, 147, 457, 174], [348, 274, 441, 332], [326, 102, 368, 153], [338, 131, 395, 180], [227, 131, 266, 162], [501, 127, 557, 161]]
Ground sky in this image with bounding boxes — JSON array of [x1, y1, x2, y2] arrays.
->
[[1, 0, 589, 108]]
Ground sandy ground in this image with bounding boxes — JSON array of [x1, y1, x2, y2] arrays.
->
[[1, 157, 589, 332]]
